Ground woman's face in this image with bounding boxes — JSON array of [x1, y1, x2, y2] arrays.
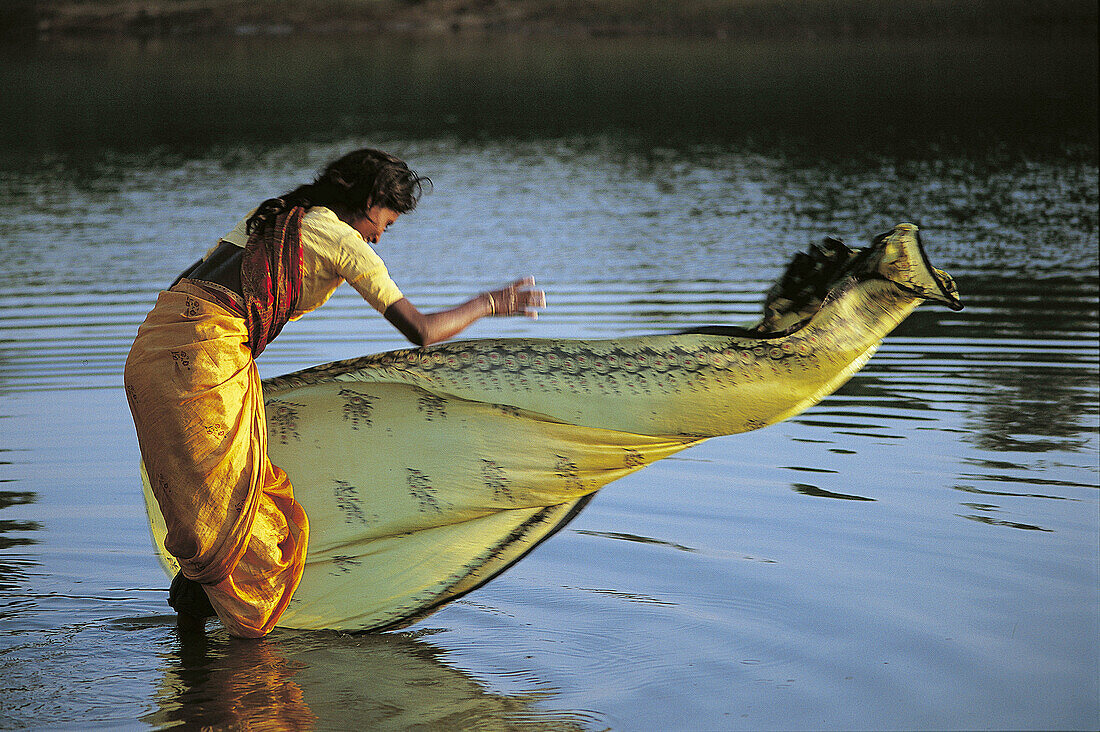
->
[[351, 206, 400, 245]]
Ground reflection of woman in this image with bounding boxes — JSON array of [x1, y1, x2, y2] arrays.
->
[[144, 628, 587, 730], [124, 149, 545, 637]]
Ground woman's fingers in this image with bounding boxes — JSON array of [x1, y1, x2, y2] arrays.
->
[[491, 277, 546, 317], [522, 286, 545, 318]]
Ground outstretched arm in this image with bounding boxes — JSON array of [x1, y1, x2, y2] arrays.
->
[[384, 277, 546, 347]]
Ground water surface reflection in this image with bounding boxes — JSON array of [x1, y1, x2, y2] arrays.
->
[[0, 442, 38, 621], [146, 628, 591, 730], [1, 35, 1095, 159]]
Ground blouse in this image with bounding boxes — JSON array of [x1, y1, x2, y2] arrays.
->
[[216, 206, 404, 319]]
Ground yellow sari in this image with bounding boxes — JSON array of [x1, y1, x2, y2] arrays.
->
[[125, 281, 309, 637]]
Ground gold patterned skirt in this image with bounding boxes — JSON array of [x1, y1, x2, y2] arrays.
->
[[125, 280, 308, 637]]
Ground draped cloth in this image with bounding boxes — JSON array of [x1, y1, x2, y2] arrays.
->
[[124, 209, 310, 637], [242, 206, 305, 357], [138, 222, 962, 633]]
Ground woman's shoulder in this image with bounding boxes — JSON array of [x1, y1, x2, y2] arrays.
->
[[220, 207, 358, 250], [301, 206, 382, 263], [301, 206, 351, 237], [302, 206, 367, 249]]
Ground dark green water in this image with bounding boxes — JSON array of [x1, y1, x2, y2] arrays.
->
[[0, 35, 1096, 730]]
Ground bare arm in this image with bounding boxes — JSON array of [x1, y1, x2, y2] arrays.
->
[[383, 277, 546, 347]]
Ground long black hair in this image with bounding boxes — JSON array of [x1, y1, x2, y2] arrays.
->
[[246, 149, 430, 235]]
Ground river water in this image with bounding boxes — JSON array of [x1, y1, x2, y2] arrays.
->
[[0, 35, 1097, 730]]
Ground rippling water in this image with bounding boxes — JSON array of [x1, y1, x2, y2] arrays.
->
[[1, 35, 1097, 730]]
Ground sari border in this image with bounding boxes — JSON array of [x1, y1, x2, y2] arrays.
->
[[172, 278, 247, 319]]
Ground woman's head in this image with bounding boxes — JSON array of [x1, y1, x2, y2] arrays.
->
[[248, 148, 430, 235], [314, 148, 429, 217]]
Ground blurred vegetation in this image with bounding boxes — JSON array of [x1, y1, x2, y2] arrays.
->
[[4, 0, 1097, 40]]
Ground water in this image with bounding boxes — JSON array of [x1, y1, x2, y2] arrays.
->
[[1, 35, 1097, 730]]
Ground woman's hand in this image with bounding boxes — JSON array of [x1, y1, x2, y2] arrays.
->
[[483, 277, 546, 319], [384, 275, 547, 347]]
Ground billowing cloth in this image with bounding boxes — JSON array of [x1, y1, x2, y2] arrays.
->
[[125, 281, 309, 636], [141, 223, 961, 633]]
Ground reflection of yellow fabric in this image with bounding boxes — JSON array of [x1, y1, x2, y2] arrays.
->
[[126, 281, 308, 637], [144, 636, 317, 730], [143, 629, 587, 730], [219, 206, 404, 315], [141, 223, 960, 633]]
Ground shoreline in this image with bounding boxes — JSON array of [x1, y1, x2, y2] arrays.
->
[[7, 0, 1098, 42]]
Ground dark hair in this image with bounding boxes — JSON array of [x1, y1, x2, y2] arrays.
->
[[247, 148, 430, 234]]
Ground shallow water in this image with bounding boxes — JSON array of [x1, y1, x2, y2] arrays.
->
[[0, 35, 1097, 730]]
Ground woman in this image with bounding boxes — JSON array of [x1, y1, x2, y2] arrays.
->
[[124, 148, 545, 637]]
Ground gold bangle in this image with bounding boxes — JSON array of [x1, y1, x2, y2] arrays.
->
[[485, 292, 496, 315]]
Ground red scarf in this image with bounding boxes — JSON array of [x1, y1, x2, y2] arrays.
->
[[241, 207, 304, 357]]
